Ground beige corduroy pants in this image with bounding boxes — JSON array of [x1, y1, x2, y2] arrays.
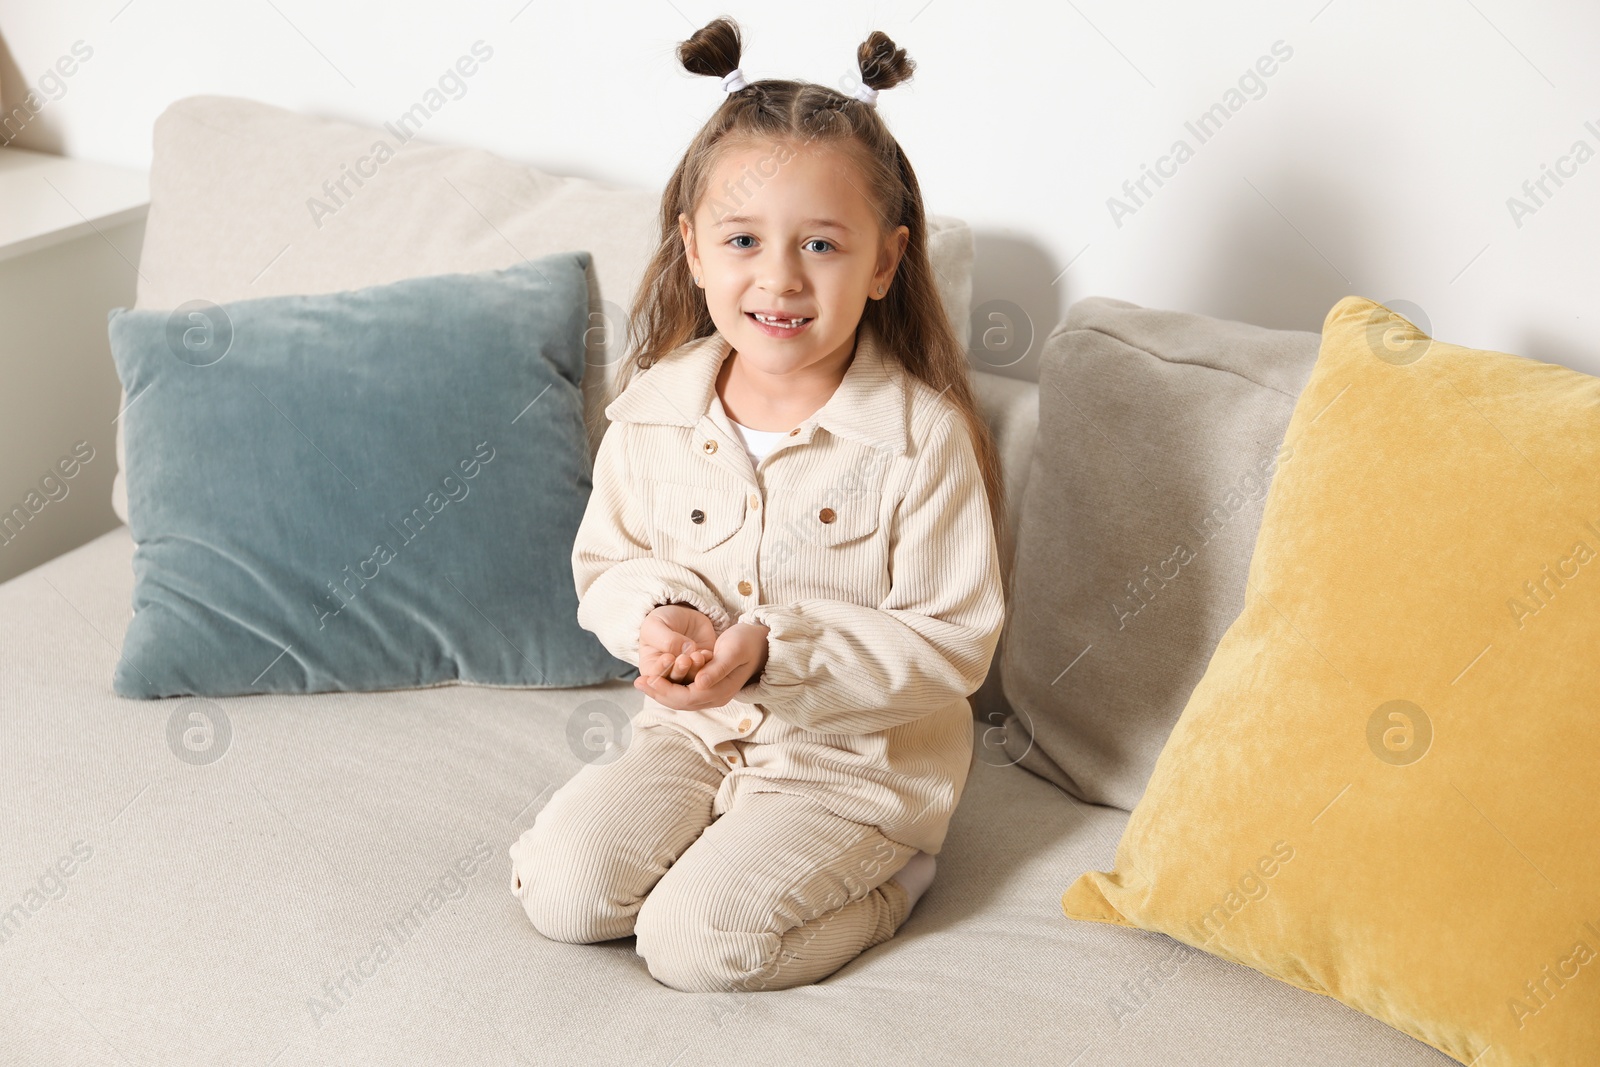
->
[[508, 720, 921, 993]]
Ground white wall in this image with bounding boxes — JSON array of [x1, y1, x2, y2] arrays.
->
[[2, 0, 1597, 380]]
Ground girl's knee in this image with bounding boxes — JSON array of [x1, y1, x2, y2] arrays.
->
[[634, 886, 797, 993], [637, 921, 778, 993], [508, 820, 637, 945]]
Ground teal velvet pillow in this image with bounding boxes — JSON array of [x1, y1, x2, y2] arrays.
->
[[109, 251, 632, 698]]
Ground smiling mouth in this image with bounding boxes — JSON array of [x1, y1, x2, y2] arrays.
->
[[747, 312, 813, 328]]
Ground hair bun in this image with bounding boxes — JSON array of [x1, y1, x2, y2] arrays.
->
[[678, 16, 744, 82], [856, 30, 914, 93]]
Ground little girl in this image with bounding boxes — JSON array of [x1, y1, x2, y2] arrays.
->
[[509, 16, 1007, 994]]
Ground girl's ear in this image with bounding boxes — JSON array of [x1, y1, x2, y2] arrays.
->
[[885, 224, 909, 269], [679, 212, 699, 277], [874, 225, 910, 297]]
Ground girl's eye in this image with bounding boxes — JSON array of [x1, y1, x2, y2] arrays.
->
[[725, 235, 835, 254]]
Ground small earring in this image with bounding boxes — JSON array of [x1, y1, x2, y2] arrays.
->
[[876, 285, 884, 295], [694, 275, 700, 286]]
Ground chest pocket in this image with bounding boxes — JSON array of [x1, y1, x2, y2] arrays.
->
[[791, 488, 882, 548], [649, 481, 747, 552]]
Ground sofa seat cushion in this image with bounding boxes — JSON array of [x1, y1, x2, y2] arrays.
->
[[0, 525, 1452, 1065]]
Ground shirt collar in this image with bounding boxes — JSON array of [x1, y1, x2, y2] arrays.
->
[[603, 318, 910, 456]]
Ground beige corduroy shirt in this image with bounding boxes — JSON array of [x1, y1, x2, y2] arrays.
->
[[570, 319, 1005, 854]]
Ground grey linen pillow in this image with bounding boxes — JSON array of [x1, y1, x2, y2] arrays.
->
[[995, 296, 1320, 811]]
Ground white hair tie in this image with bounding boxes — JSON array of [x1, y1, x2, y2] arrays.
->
[[719, 65, 880, 108]]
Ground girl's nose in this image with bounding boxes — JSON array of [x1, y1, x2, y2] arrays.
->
[[757, 253, 805, 293]]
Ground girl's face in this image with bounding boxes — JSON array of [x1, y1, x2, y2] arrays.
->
[[679, 140, 909, 380]]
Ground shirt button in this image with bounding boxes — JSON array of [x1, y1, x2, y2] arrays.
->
[[748, 494, 760, 510], [737, 580, 752, 595], [787, 428, 800, 436], [738, 718, 752, 732], [818, 507, 836, 524], [702, 440, 718, 454]]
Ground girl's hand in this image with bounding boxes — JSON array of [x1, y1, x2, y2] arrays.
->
[[637, 605, 717, 684], [636, 622, 770, 710]]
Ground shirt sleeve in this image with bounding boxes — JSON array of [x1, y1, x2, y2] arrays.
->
[[572, 419, 733, 668], [733, 408, 1006, 734]]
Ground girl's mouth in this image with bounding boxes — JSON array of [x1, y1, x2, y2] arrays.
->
[[746, 311, 814, 338]]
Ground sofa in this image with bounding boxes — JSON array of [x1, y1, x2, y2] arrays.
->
[[1, 95, 1464, 1065]]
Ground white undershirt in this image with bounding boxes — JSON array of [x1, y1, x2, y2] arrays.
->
[[715, 395, 790, 465]]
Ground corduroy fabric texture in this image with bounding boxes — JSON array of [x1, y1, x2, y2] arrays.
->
[[570, 318, 1007, 856], [510, 720, 918, 993], [1062, 295, 1600, 1067]]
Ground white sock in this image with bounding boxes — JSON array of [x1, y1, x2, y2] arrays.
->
[[890, 850, 937, 913]]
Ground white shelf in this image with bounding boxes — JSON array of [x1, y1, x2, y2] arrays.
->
[[0, 145, 149, 264]]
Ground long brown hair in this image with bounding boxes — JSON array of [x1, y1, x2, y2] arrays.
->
[[611, 15, 1009, 568]]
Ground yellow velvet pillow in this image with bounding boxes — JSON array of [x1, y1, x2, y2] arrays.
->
[[1062, 295, 1599, 1067]]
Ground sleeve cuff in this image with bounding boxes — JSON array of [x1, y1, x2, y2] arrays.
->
[[652, 586, 733, 633], [577, 564, 734, 667], [733, 603, 812, 705]]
